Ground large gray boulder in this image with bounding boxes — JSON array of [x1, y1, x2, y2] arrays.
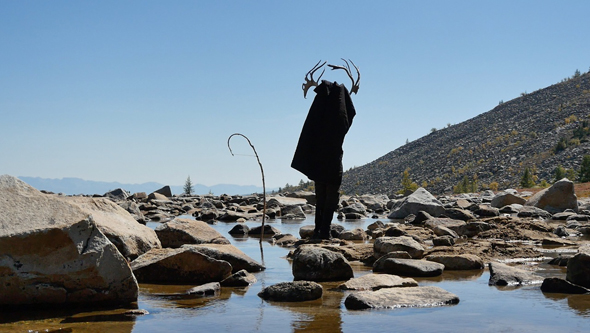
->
[[488, 262, 543, 286], [0, 175, 139, 307], [338, 273, 417, 291], [373, 258, 444, 277], [525, 178, 578, 213], [258, 281, 322, 302], [155, 218, 230, 247], [292, 246, 353, 282], [0, 175, 152, 307], [566, 246, 590, 289], [387, 188, 445, 219], [491, 191, 526, 208], [374, 236, 425, 259], [344, 286, 459, 310], [0, 216, 138, 307], [130, 247, 232, 284]]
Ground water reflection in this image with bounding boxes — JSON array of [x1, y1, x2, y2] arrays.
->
[[261, 282, 346, 333], [543, 291, 590, 317]]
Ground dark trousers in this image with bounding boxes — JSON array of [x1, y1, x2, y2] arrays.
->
[[314, 181, 340, 236]]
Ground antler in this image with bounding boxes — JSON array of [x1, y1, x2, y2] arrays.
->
[[302, 60, 326, 98], [327, 58, 360, 95]]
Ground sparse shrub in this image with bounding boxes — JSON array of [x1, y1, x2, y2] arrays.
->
[[579, 155, 590, 182], [489, 182, 499, 191], [454, 175, 478, 194], [520, 167, 535, 188], [397, 168, 419, 194], [554, 165, 566, 183]]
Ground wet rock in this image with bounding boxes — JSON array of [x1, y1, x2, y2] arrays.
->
[[228, 224, 250, 235], [339, 228, 368, 240], [280, 205, 306, 219], [344, 212, 365, 219], [547, 256, 570, 266], [373, 258, 444, 277], [541, 278, 590, 294], [425, 254, 484, 270], [566, 214, 590, 222], [273, 233, 299, 247], [186, 282, 221, 297], [299, 225, 315, 239], [341, 202, 368, 216], [185, 244, 265, 273], [491, 191, 526, 208], [131, 247, 232, 284], [291, 246, 353, 282], [566, 246, 590, 288], [344, 286, 459, 310], [525, 178, 578, 213], [221, 269, 257, 287], [155, 218, 230, 247], [367, 220, 386, 230], [387, 188, 445, 219], [258, 281, 322, 302], [488, 262, 543, 286], [218, 211, 251, 222], [249, 225, 281, 236], [374, 236, 425, 259], [338, 273, 418, 291]]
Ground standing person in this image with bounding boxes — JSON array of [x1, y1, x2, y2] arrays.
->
[[291, 60, 359, 239]]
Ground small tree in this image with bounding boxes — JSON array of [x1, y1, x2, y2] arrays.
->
[[397, 168, 419, 194], [520, 167, 535, 188], [579, 155, 590, 182], [554, 165, 566, 183], [183, 175, 194, 196]]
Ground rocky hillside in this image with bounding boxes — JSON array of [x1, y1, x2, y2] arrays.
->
[[342, 71, 590, 196]]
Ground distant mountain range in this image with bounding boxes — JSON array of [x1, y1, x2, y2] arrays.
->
[[17, 176, 268, 196]]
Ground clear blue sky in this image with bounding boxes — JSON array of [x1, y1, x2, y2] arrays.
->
[[2, 1, 589, 189]]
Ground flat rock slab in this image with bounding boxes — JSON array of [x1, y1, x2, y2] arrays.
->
[[155, 218, 230, 247], [338, 273, 418, 291], [488, 262, 544, 286], [425, 254, 484, 270], [373, 258, 444, 277], [131, 247, 232, 284], [258, 281, 322, 302], [185, 243, 265, 273], [344, 286, 459, 310], [374, 236, 425, 259]]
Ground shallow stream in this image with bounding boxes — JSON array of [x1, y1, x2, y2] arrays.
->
[[1, 216, 590, 332]]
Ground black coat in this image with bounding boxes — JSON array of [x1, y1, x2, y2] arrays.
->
[[291, 81, 356, 184]]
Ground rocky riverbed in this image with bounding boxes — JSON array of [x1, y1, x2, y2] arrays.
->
[[1, 174, 590, 331]]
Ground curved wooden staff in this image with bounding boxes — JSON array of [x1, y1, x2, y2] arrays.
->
[[227, 133, 267, 243]]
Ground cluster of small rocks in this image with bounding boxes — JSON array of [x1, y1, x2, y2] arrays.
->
[[3, 173, 590, 312]]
